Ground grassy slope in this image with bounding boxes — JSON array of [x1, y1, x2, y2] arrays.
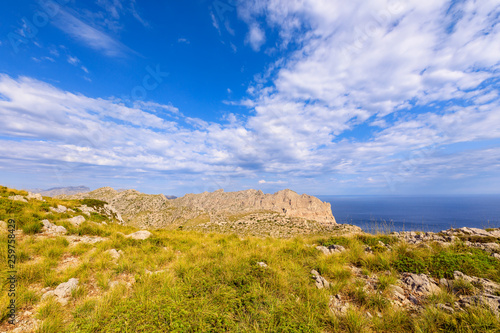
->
[[0, 186, 499, 332]]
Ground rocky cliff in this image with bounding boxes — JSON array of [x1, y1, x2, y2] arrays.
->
[[58, 187, 337, 234], [172, 189, 336, 224]]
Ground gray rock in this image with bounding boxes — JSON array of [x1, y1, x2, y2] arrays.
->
[[126, 230, 152, 240], [53, 225, 67, 234], [492, 253, 500, 260], [311, 270, 330, 289], [9, 195, 27, 203], [459, 294, 500, 316], [316, 246, 331, 255], [328, 244, 346, 253], [437, 303, 455, 313], [401, 273, 440, 295], [106, 249, 121, 260], [68, 215, 86, 226], [257, 262, 268, 268], [453, 271, 500, 295], [27, 192, 43, 201], [41, 278, 79, 305], [329, 294, 349, 315], [50, 205, 67, 213], [41, 219, 53, 228]]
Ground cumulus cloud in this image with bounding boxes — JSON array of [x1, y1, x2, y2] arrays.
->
[[2, 0, 500, 193]]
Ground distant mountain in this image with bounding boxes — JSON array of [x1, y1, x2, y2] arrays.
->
[[29, 186, 91, 197]]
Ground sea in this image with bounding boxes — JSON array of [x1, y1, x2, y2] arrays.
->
[[317, 195, 500, 233]]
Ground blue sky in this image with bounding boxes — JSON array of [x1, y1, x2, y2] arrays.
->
[[0, 0, 499, 196]]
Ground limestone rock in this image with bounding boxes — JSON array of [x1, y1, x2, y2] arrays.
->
[[126, 230, 152, 240], [459, 294, 500, 316], [106, 249, 121, 260], [41, 278, 78, 305], [50, 205, 67, 213], [401, 273, 440, 295], [329, 294, 350, 315], [9, 195, 27, 203], [256, 262, 268, 268], [60, 187, 336, 229], [316, 244, 346, 255], [453, 271, 500, 295], [68, 215, 85, 226], [27, 192, 43, 201], [41, 220, 67, 234], [311, 270, 330, 289]]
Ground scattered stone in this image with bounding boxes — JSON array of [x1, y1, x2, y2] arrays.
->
[[27, 192, 43, 201], [328, 244, 346, 253], [316, 244, 346, 255], [437, 303, 455, 313], [316, 246, 331, 255], [41, 220, 67, 234], [453, 271, 500, 295], [106, 249, 121, 260], [329, 294, 350, 315], [68, 215, 86, 226], [41, 219, 53, 229], [365, 246, 373, 253], [311, 270, 330, 289], [50, 205, 67, 213], [401, 273, 440, 296], [459, 294, 500, 316], [126, 230, 152, 240], [41, 278, 79, 305], [492, 253, 500, 260], [257, 262, 268, 268], [145, 269, 165, 275], [9, 195, 27, 203]]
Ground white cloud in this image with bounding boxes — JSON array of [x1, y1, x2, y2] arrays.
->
[[67, 55, 80, 65], [178, 38, 190, 44], [246, 24, 266, 51], [53, 9, 133, 57]]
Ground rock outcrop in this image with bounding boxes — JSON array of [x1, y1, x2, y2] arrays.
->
[[58, 187, 337, 234], [172, 189, 336, 224]]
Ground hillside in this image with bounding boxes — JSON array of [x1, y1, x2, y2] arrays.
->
[[1, 185, 500, 332]]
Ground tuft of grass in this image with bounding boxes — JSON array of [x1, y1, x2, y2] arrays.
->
[[21, 221, 43, 234]]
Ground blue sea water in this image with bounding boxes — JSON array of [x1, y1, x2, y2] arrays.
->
[[317, 195, 500, 233]]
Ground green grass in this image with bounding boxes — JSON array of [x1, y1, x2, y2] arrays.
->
[[1, 185, 500, 332]]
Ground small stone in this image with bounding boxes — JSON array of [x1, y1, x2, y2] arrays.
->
[[50, 205, 68, 213], [437, 303, 455, 313], [257, 262, 268, 268], [106, 249, 121, 260]]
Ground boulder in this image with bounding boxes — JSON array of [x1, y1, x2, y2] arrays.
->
[[9, 195, 27, 203], [401, 273, 440, 295], [68, 215, 86, 226], [27, 192, 43, 201], [41, 278, 79, 305], [50, 205, 67, 213], [126, 230, 152, 240]]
